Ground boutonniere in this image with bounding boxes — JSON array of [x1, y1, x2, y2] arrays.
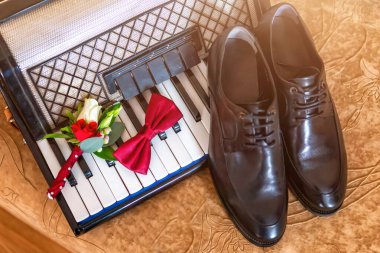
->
[[43, 98, 125, 199]]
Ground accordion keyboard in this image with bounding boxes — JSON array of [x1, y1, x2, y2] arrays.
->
[[36, 60, 210, 223]]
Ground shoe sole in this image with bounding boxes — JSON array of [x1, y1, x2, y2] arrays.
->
[[208, 163, 284, 247]]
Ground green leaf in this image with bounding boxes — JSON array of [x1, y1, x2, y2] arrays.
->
[[76, 102, 83, 114], [80, 137, 104, 153], [94, 146, 116, 161], [104, 122, 126, 147], [66, 110, 76, 123], [73, 102, 83, 119], [42, 133, 71, 139], [98, 113, 114, 130], [100, 102, 121, 119], [67, 138, 80, 144], [98, 102, 121, 126], [60, 125, 73, 133]]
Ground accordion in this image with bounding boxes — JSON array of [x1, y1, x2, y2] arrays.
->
[[0, 0, 270, 235]]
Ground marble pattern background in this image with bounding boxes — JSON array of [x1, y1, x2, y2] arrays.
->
[[1, 0, 380, 252]]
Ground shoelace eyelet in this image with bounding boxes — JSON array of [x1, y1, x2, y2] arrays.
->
[[239, 112, 247, 119], [292, 83, 327, 120], [240, 112, 275, 148], [290, 87, 298, 94]]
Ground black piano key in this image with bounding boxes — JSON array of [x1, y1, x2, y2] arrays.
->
[[185, 69, 210, 111], [105, 139, 123, 165], [76, 156, 93, 179], [150, 86, 181, 134], [172, 122, 181, 133], [48, 139, 77, 187], [148, 57, 171, 84], [163, 49, 185, 76], [150, 86, 160, 94], [66, 172, 77, 187], [115, 73, 140, 100], [178, 43, 201, 69], [121, 100, 143, 132], [136, 94, 148, 112], [115, 138, 124, 147], [136, 94, 167, 141], [132, 65, 155, 92], [157, 132, 167, 141], [105, 160, 115, 167], [69, 143, 93, 179], [171, 76, 201, 122]]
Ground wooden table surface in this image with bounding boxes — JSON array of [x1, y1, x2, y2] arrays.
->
[[0, 206, 70, 253]]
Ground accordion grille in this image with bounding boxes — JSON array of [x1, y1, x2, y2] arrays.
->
[[1, 0, 259, 129]]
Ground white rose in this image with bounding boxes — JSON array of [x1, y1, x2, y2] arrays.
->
[[77, 98, 102, 123]]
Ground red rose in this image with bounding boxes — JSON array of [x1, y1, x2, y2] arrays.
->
[[71, 119, 86, 132], [86, 121, 98, 132], [71, 120, 100, 141]]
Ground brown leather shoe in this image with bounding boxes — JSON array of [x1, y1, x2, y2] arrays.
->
[[255, 3, 347, 215], [208, 26, 287, 246]]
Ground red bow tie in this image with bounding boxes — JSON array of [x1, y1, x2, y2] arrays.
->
[[114, 93, 183, 174]]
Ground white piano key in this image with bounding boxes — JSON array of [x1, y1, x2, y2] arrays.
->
[[142, 90, 193, 168], [191, 65, 209, 95], [146, 152, 168, 180], [136, 169, 156, 187], [126, 97, 180, 173], [81, 153, 116, 207], [113, 159, 149, 191], [162, 80, 209, 153], [90, 154, 129, 201], [198, 60, 208, 80], [55, 139, 103, 215], [37, 140, 89, 222], [152, 84, 205, 161], [112, 162, 143, 194], [111, 142, 156, 188], [176, 72, 211, 133], [108, 143, 143, 194], [116, 114, 168, 180]]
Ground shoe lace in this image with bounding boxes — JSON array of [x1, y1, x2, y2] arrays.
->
[[291, 82, 327, 120], [239, 109, 275, 148]]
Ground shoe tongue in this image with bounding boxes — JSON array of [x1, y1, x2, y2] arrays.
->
[[290, 66, 320, 88]]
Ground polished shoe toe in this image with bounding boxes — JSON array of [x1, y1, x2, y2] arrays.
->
[[289, 170, 346, 215], [286, 151, 346, 215], [320, 191, 344, 211], [227, 203, 287, 246], [253, 216, 286, 245]]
